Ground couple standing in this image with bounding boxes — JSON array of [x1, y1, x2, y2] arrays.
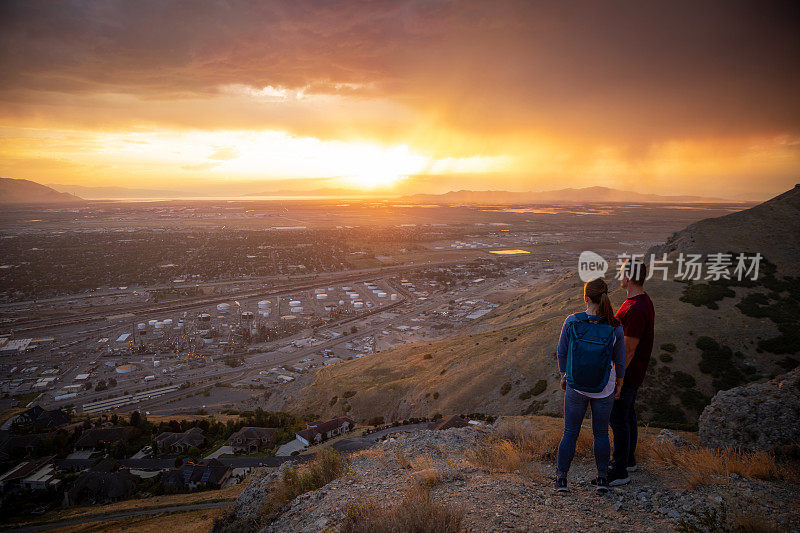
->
[[555, 259, 654, 493]]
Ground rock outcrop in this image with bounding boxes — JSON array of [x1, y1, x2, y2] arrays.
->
[[699, 368, 800, 451]]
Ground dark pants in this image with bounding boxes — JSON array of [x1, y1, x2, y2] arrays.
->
[[557, 386, 615, 478], [610, 382, 639, 476]]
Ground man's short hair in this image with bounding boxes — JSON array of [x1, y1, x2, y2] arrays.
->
[[622, 258, 648, 286]]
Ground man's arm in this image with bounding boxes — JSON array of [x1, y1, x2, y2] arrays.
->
[[624, 336, 640, 367]]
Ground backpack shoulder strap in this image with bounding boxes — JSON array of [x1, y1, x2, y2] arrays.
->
[[573, 312, 589, 322]]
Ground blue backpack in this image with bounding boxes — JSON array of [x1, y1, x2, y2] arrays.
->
[[566, 313, 616, 393]]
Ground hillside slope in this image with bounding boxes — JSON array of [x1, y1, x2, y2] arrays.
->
[[652, 184, 800, 274], [0, 177, 84, 204], [266, 186, 800, 428]]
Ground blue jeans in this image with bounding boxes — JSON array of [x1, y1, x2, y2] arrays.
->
[[557, 386, 615, 478], [610, 382, 639, 476]]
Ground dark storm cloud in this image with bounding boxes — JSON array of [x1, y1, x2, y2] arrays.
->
[[1, 0, 798, 139]]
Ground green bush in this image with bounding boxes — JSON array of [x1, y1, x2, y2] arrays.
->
[[659, 353, 673, 363], [519, 380, 547, 400], [660, 343, 677, 353], [500, 382, 512, 396], [679, 283, 735, 310], [329, 396, 338, 406], [649, 401, 688, 427], [522, 400, 545, 416], [672, 371, 696, 388], [679, 389, 710, 412]]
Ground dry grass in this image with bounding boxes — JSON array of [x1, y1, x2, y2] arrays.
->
[[259, 448, 349, 520], [341, 484, 463, 533], [409, 455, 443, 487], [50, 508, 221, 533], [393, 446, 412, 470], [639, 438, 793, 488]]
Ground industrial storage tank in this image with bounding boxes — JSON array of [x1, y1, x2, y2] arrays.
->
[[390, 293, 398, 301], [338, 300, 345, 305], [290, 306, 304, 313], [116, 363, 137, 374], [288, 300, 301, 307], [314, 288, 326, 294], [258, 300, 271, 309], [349, 293, 359, 299], [281, 315, 297, 321], [316, 293, 328, 300], [217, 303, 231, 313], [198, 313, 211, 322], [163, 319, 173, 326], [377, 292, 387, 298], [353, 301, 364, 309], [154, 321, 164, 329], [137, 323, 146, 331], [148, 319, 158, 326]]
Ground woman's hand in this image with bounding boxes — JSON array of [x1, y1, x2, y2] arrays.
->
[[560, 373, 567, 391], [614, 379, 623, 400]]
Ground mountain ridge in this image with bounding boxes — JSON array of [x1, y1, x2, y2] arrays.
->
[[0, 177, 84, 204]]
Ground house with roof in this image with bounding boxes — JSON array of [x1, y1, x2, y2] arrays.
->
[[156, 427, 205, 454], [228, 427, 277, 454], [6, 405, 70, 431], [74, 426, 135, 450], [0, 455, 59, 492], [295, 417, 355, 446], [161, 459, 232, 491], [64, 459, 139, 506]]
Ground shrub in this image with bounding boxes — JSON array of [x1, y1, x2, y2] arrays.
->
[[343, 390, 357, 398], [260, 449, 349, 519], [500, 382, 512, 396], [432, 392, 439, 400], [659, 353, 673, 363], [532, 379, 547, 395], [330, 396, 338, 406], [680, 283, 735, 310], [660, 343, 677, 353], [522, 400, 545, 416], [649, 402, 687, 427], [341, 485, 462, 533], [672, 371, 696, 388], [367, 416, 385, 426], [679, 389, 710, 412]]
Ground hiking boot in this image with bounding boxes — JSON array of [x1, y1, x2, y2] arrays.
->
[[627, 463, 638, 473], [595, 476, 609, 494], [554, 476, 569, 493], [608, 472, 630, 486]]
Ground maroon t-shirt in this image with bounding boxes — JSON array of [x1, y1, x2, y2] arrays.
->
[[615, 292, 655, 386]]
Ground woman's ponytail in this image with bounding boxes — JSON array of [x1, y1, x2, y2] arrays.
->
[[584, 278, 620, 327]]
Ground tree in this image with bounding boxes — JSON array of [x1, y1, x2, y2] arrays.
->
[[129, 411, 142, 427], [187, 446, 201, 459]]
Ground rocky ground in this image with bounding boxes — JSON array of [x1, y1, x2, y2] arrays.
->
[[218, 422, 800, 532]]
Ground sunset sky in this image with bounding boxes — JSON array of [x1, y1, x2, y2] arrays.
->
[[1, 0, 799, 199]]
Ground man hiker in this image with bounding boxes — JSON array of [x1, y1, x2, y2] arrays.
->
[[607, 258, 654, 486]]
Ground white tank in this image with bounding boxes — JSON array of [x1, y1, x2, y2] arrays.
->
[[137, 323, 146, 330], [377, 292, 387, 298], [328, 287, 334, 292], [316, 293, 328, 300], [353, 301, 364, 309], [342, 286, 352, 291], [258, 300, 271, 309], [198, 313, 211, 322], [258, 310, 270, 317], [217, 303, 230, 312], [148, 319, 157, 326], [289, 300, 301, 307], [349, 293, 359, 299], [339, 300, 345, 305], [390, 294, 398, 301], [314, 288, 326, 294], [163, 319, 173, 326], [281, 315, 297, 321], [154, 321, 164, 329], [290, 306, 303, 313]]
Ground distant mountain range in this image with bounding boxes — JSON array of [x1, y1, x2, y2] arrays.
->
[[0, 178, 84, 204], [48, 184, 189, 199], [399, 186, 733, 204]]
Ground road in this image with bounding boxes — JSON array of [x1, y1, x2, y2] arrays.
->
[[3, 501, 233, 533]]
